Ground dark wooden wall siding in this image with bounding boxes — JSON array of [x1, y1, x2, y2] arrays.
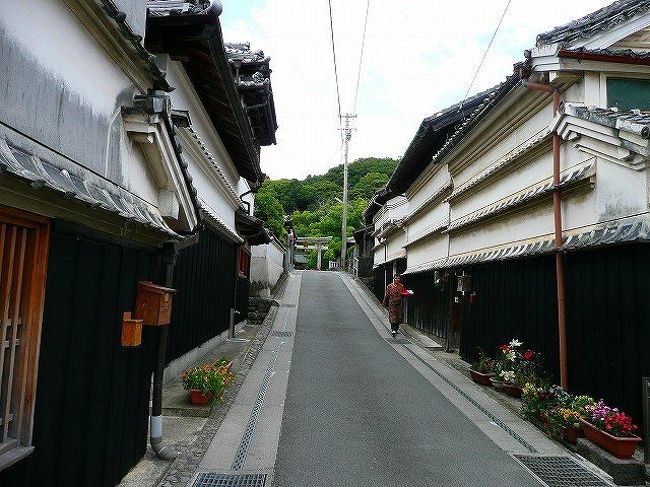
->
[[167, 228, 236, 362], [402, 271, 450, 339], [564, 244, 650, 426], [373, 265, 385, 301], [459, 256, 560, 380], [0, 227, 160, 487], [236, 276, 250, 323], [459, 245, 650, 425]]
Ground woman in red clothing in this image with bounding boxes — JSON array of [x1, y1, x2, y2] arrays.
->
[[383, 274, 406, 337]]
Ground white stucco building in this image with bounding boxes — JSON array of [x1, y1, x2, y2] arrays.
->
[[366, 0, 650, 426]]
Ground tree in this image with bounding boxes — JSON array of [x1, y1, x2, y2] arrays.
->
[[254, 190, 286, 238], [351, 172, 389, 200]]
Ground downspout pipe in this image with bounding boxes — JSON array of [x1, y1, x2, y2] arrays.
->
[[150, 241, 179, 461], [521, 79, 568, 389]]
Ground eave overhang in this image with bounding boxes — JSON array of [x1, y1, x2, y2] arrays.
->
[[235, 208, 272, 245], [145, 13, 264, 187]]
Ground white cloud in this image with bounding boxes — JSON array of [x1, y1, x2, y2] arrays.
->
[[222, 0, 612, 179]]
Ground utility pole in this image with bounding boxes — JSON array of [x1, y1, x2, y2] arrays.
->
[[340, 113, 356, 271]]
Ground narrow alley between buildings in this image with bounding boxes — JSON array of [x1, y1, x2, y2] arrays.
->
[[176, 271, 613, 487]]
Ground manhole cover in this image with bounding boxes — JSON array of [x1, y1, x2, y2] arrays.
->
[[193, 473, 267, 487], [270, 330, 293, 337], [513, 455, 613, 487]]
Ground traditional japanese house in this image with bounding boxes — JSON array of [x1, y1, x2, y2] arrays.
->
[[0, 1, 277, 486], [145, 1, 276, 380], [0, 1, 199, 485], [371, 0, 650, 425]]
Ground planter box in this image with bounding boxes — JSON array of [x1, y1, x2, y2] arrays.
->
[[469, 369, 494, 386], [490, 379, 522, 397], [581, 419, 641, 460], [564, 425, 583, 445]]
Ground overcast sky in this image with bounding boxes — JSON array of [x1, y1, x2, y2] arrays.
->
[[221, 0, 612, 180]]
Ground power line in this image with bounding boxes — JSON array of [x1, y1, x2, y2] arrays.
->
[[327, 0, 343, 124], [352, 0, 371, 114], [459, 0, 512, 115]]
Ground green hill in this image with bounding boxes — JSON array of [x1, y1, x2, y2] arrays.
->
[[254, 157, 398, 262]]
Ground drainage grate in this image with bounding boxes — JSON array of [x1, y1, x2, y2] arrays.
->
[[193, 473, 267, 487], [270, 330, 293, 337], [513, 455, 613, 487]]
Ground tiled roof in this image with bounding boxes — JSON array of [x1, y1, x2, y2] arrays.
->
[[403, 215, 649, 275], [561, 103, 650, 138], [147, 0, 219, 16], [447, 160, 595, 233], [99, 1, 172, 91], [0, 138, 178, 237], [199, 200, 243, 243], [445, 129, 551, 202], [536, 0, 650, 47], [430, 73, 521, 167], [560, 47, 650, 61]]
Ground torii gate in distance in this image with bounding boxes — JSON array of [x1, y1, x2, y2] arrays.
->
[[295, 236, 332, 271]]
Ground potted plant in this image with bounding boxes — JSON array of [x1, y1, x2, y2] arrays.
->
[[581, 399, 641, 459], [491, 339, 524, 396], [181, 364, 225, 405], [469, 349, 495, 386], [521, 383, 569, 428]]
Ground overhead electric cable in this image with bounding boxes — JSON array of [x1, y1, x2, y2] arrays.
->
[[352, 0, 371, 114], [459, 0, 512, 115], [327, 0, 343, 126]]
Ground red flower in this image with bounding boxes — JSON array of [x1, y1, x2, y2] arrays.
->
[[499, 344, 509, 351], [523, 350, 534, 361]]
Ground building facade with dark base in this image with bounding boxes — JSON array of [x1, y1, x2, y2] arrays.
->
[[368, 0, 650, 433], [0, 1, 277, 485]]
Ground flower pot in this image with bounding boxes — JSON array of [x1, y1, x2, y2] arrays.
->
[[563, 425, 583, 445], [469, 369, 494, 386], [581, 419, 641, 459], [189, 389, 212, 406]]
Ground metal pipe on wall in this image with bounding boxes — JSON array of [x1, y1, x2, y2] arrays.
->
[[521, 80, 568, 389], [150, 241, 178, 460]]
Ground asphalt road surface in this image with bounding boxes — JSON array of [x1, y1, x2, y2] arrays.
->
[[273, 271, 541, 487]]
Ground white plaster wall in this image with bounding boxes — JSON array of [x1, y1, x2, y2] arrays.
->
[[165, 61, 243, 195], [251, 239, 285, 294], [592, 158, 648, 222], [407, 234, 449, 268], [0, 0, 146, 185], [385, 230, 406, 261], [449, 203, 554, 256], [406, 163, 450, 212], [126, 144, 159, 207], [406, 202, 449, 244]]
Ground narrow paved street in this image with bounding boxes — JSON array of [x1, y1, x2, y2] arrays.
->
[[273, 271, 543, 487]]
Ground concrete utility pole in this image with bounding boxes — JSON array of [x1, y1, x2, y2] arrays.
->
[[341, 113, 356, 271]]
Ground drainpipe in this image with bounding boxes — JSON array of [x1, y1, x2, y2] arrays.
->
[[521, 80, 568, 389], [149, 241, 179, 460]]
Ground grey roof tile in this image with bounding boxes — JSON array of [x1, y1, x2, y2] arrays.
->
[[0, 138, 178, 237], [536, 0, 650, 47]]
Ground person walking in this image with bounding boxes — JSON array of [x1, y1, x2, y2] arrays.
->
[[383, 274, 406, 337]]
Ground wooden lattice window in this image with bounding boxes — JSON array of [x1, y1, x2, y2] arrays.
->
[[0, 206, 50, 470]]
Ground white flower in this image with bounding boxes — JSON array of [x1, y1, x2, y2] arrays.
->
[[506, 350, 516, 362], [501, 370, 515, 383], [509, 338, 522, 348]]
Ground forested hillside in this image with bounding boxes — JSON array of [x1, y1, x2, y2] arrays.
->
[[255, 157, 398, 263]]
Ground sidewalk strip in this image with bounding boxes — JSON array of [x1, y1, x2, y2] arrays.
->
[[231, 302, 292, 471]]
